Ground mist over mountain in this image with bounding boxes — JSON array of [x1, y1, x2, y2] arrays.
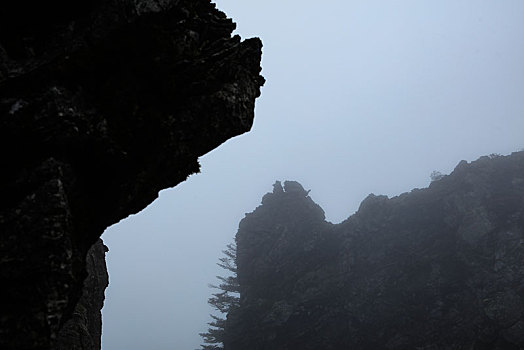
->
[[221, 152, 524, 349], [2, 0, 523, 348]]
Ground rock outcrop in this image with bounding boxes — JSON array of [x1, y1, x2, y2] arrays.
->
[[226, 152, 524, 350], [0, 0, 263, 349], [55, 240, 109, 350]]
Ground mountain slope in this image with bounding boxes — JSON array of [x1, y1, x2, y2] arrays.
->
[[227, 152, 524, 350]]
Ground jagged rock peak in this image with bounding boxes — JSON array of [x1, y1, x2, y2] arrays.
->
[[271, 180, 310, 196], [226, 152, 524, 350], [272, 180, 284, 193], [260, 180, 323, 219], [283, 180, 309, 195], [273, 180, 311, 196]]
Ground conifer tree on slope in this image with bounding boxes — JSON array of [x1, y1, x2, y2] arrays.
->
[[199, 242, 239, 350]]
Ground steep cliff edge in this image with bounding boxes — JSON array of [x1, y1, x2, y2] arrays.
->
[[0, 0, 263, 349], [227, 152, 524, 350], [55, 239, 108, 350]]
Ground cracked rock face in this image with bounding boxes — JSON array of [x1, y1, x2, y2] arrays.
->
[[227, 153, 524, 350], [0, 0, 263, 349]]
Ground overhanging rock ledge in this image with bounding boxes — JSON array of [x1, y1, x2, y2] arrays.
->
[[0, 0, 264, 348]]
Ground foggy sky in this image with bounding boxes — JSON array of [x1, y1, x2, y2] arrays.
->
[[101, 1, 524, 349]]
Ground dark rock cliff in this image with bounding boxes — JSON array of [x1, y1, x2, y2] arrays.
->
[[0, 0, 263, 349], [55, 239, 108, 350], [226, 152, 524, 350]]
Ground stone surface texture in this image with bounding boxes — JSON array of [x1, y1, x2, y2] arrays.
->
[[55, 240, 108, 350], [0, 0, 263, 349], [227, 153, 524, 350]]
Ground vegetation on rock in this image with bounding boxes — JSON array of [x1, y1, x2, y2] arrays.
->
[[200, 243, 239, 350], [215, 152, 524, 350]]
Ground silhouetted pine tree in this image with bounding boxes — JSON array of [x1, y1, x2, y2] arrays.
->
[[199, 243, 239, 350]]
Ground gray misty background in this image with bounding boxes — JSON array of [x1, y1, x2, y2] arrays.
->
[[101, 1, 524, 349]]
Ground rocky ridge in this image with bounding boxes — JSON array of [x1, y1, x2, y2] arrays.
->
[[0, 0, 263, 349], [226, 152, 524, 350]]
